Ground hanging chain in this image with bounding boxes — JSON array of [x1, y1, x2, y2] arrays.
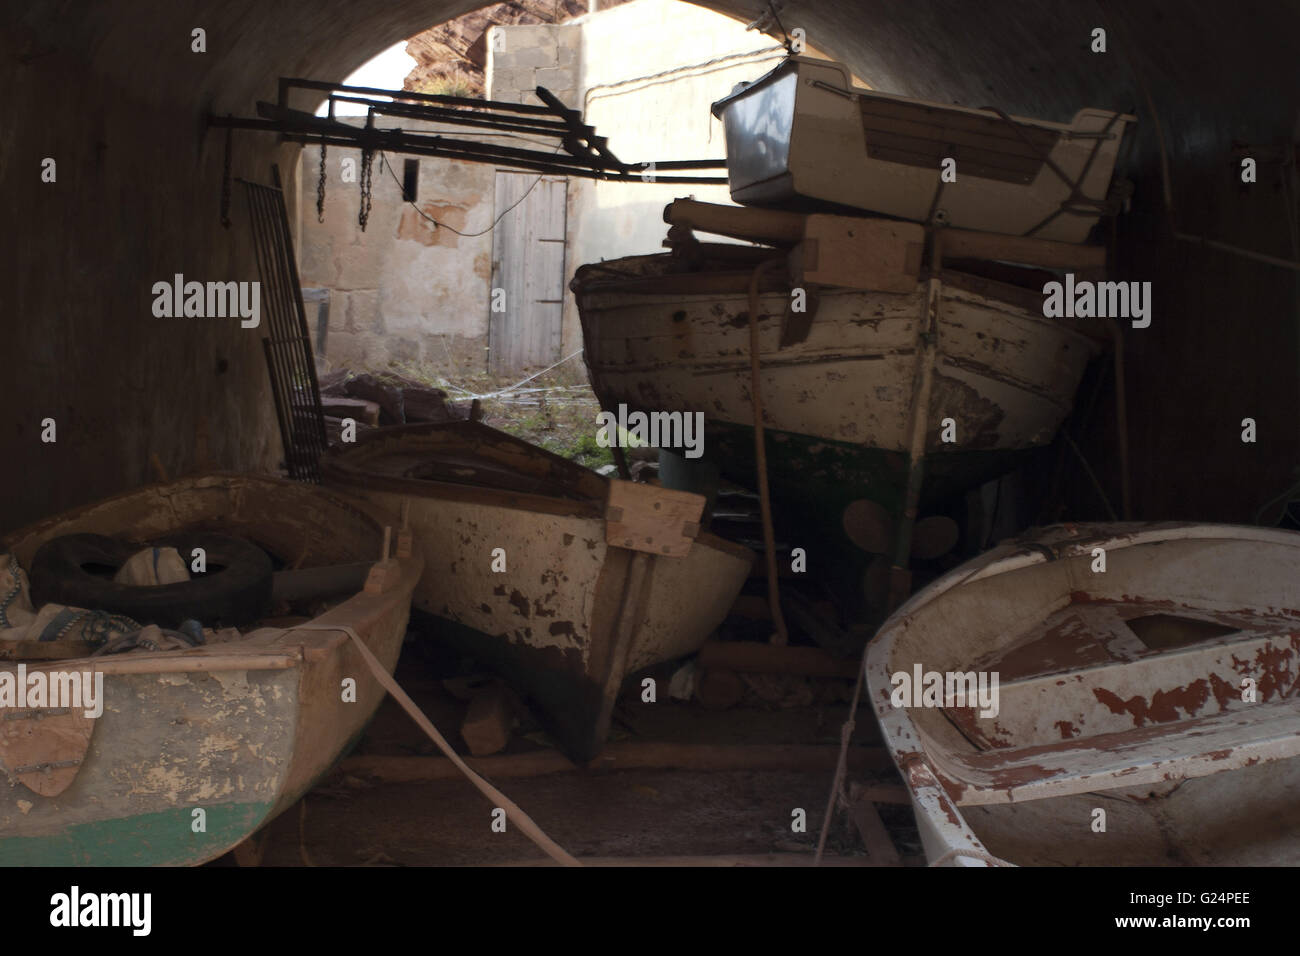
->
[[358, 147, 375, 231], [220, 120, 233, 229], [316, 136, 327, 223]]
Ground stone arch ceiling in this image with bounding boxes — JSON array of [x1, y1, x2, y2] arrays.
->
[[3, 0, 1299, 530]]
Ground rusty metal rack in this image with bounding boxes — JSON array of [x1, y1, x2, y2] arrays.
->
[[210, 78, 727, 184]]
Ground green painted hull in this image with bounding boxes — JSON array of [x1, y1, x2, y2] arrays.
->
[[0, 802, 274, 867], [703, 421, 1036, 615]]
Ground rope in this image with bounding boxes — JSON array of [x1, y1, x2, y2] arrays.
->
[[293, 622, 582, 867], [814, 641, 869, 864], [747, 259, 791, 646], [454, 348, 585, 401]]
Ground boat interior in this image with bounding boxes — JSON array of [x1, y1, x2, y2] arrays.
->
[[881, 527, 1300, 865], [1, 477, 391, 661]]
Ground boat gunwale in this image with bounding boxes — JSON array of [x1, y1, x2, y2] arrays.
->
[[866, 521, 1300, 863], [572, 254, 1110, 349], [0, 472, 419, 675], [323, 422, 756, 564]]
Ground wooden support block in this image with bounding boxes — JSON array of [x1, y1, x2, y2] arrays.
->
[[605, 480, 705, 557], [697, 641, 860, 679], [460, 682, 515, 756], [941, 228, 1106, 271], [319, 396, 380, 427], [789, 215, 924, 293]]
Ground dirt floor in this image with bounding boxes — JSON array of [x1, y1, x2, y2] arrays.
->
[[220, 639, 921, 867]]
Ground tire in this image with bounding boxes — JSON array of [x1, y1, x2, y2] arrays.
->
[[29, 532, 273, 629]]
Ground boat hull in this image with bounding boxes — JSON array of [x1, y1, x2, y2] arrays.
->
[[0, 475, 420, 866], [324, 422, 754, 763], [576, 256, 1103, 602], [867, 523, 1300, 866]]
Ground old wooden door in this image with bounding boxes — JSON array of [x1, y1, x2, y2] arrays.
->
[[488, 172, 567, 374]]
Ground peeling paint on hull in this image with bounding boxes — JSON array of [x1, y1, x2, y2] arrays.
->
[[0, 475, 421, 866], [574, 255, 1103, 495], [324, 423, 754, 762], [867, 522, 1300, 866]]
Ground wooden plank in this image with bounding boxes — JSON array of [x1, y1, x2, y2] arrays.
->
[[664, 199, 805, 246], [605, 480, 704, 557], [847, 792, 902, 865], [319, 396, 380, 427], [942, 228, 1106, 271], [788, 215, 924, 293], [697, 641, 860, 679], [338, 743, 892, 781]]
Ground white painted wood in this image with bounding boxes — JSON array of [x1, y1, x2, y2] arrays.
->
[[866, 522, 1300, 865], [490, 173, 567, 374], [576, 255, 1104, 454]]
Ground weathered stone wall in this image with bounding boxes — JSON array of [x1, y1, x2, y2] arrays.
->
[[296, 120, 495, 377], [485, 23, 581, 108]]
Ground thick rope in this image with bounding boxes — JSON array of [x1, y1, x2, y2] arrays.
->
[[748, 259, 791, 646], [295, 622, 582, 867]]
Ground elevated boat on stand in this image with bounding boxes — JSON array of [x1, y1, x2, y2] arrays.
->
[[574, 208, 1110, 619], [576, 55, 1132, 625]]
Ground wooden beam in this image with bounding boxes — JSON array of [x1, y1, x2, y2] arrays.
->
[[848, 791, 902, 865], [941, 228, 1106, 271], [338, 742, 892, 782], [664, 199, 805, 245], [697, 641, 860, 679]]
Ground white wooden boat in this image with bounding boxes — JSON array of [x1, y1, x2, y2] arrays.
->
[[0, 475, 421, 866], [575, 251, 1105, 603], [866, 523, 1300, 866], [322, 421, 754, 762], [711, 56, 1134, 243]]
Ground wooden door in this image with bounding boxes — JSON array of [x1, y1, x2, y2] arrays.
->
[[489, 172, 567, 374]]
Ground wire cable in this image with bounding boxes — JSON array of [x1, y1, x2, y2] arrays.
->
[[378, 147, 556, 237]]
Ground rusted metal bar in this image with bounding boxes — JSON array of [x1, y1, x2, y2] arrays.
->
[[211, 115, 726, 183], [280, 76, 559, 115]]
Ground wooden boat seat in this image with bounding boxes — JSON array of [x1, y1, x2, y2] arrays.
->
[[935, 697, 1300, 806]]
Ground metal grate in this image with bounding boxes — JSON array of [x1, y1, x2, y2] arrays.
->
[[239, 167, 327, 482]]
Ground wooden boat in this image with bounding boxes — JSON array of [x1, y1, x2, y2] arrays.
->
[[710, 55, 1133, 243], [0, 475, 421, 866], [322, 421, 754, 763], [574, 249, 1106, 607], [866, 523, 1300, 866]]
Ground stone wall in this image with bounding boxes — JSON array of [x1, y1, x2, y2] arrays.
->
[[485, 23, 581, 108], [296, 120, 496, 378]]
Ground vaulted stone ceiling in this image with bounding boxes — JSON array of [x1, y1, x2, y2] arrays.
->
[[3, 1, 1297, 531]]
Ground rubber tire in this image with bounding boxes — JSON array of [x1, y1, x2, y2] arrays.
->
[[29, 532, 273, 629]]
